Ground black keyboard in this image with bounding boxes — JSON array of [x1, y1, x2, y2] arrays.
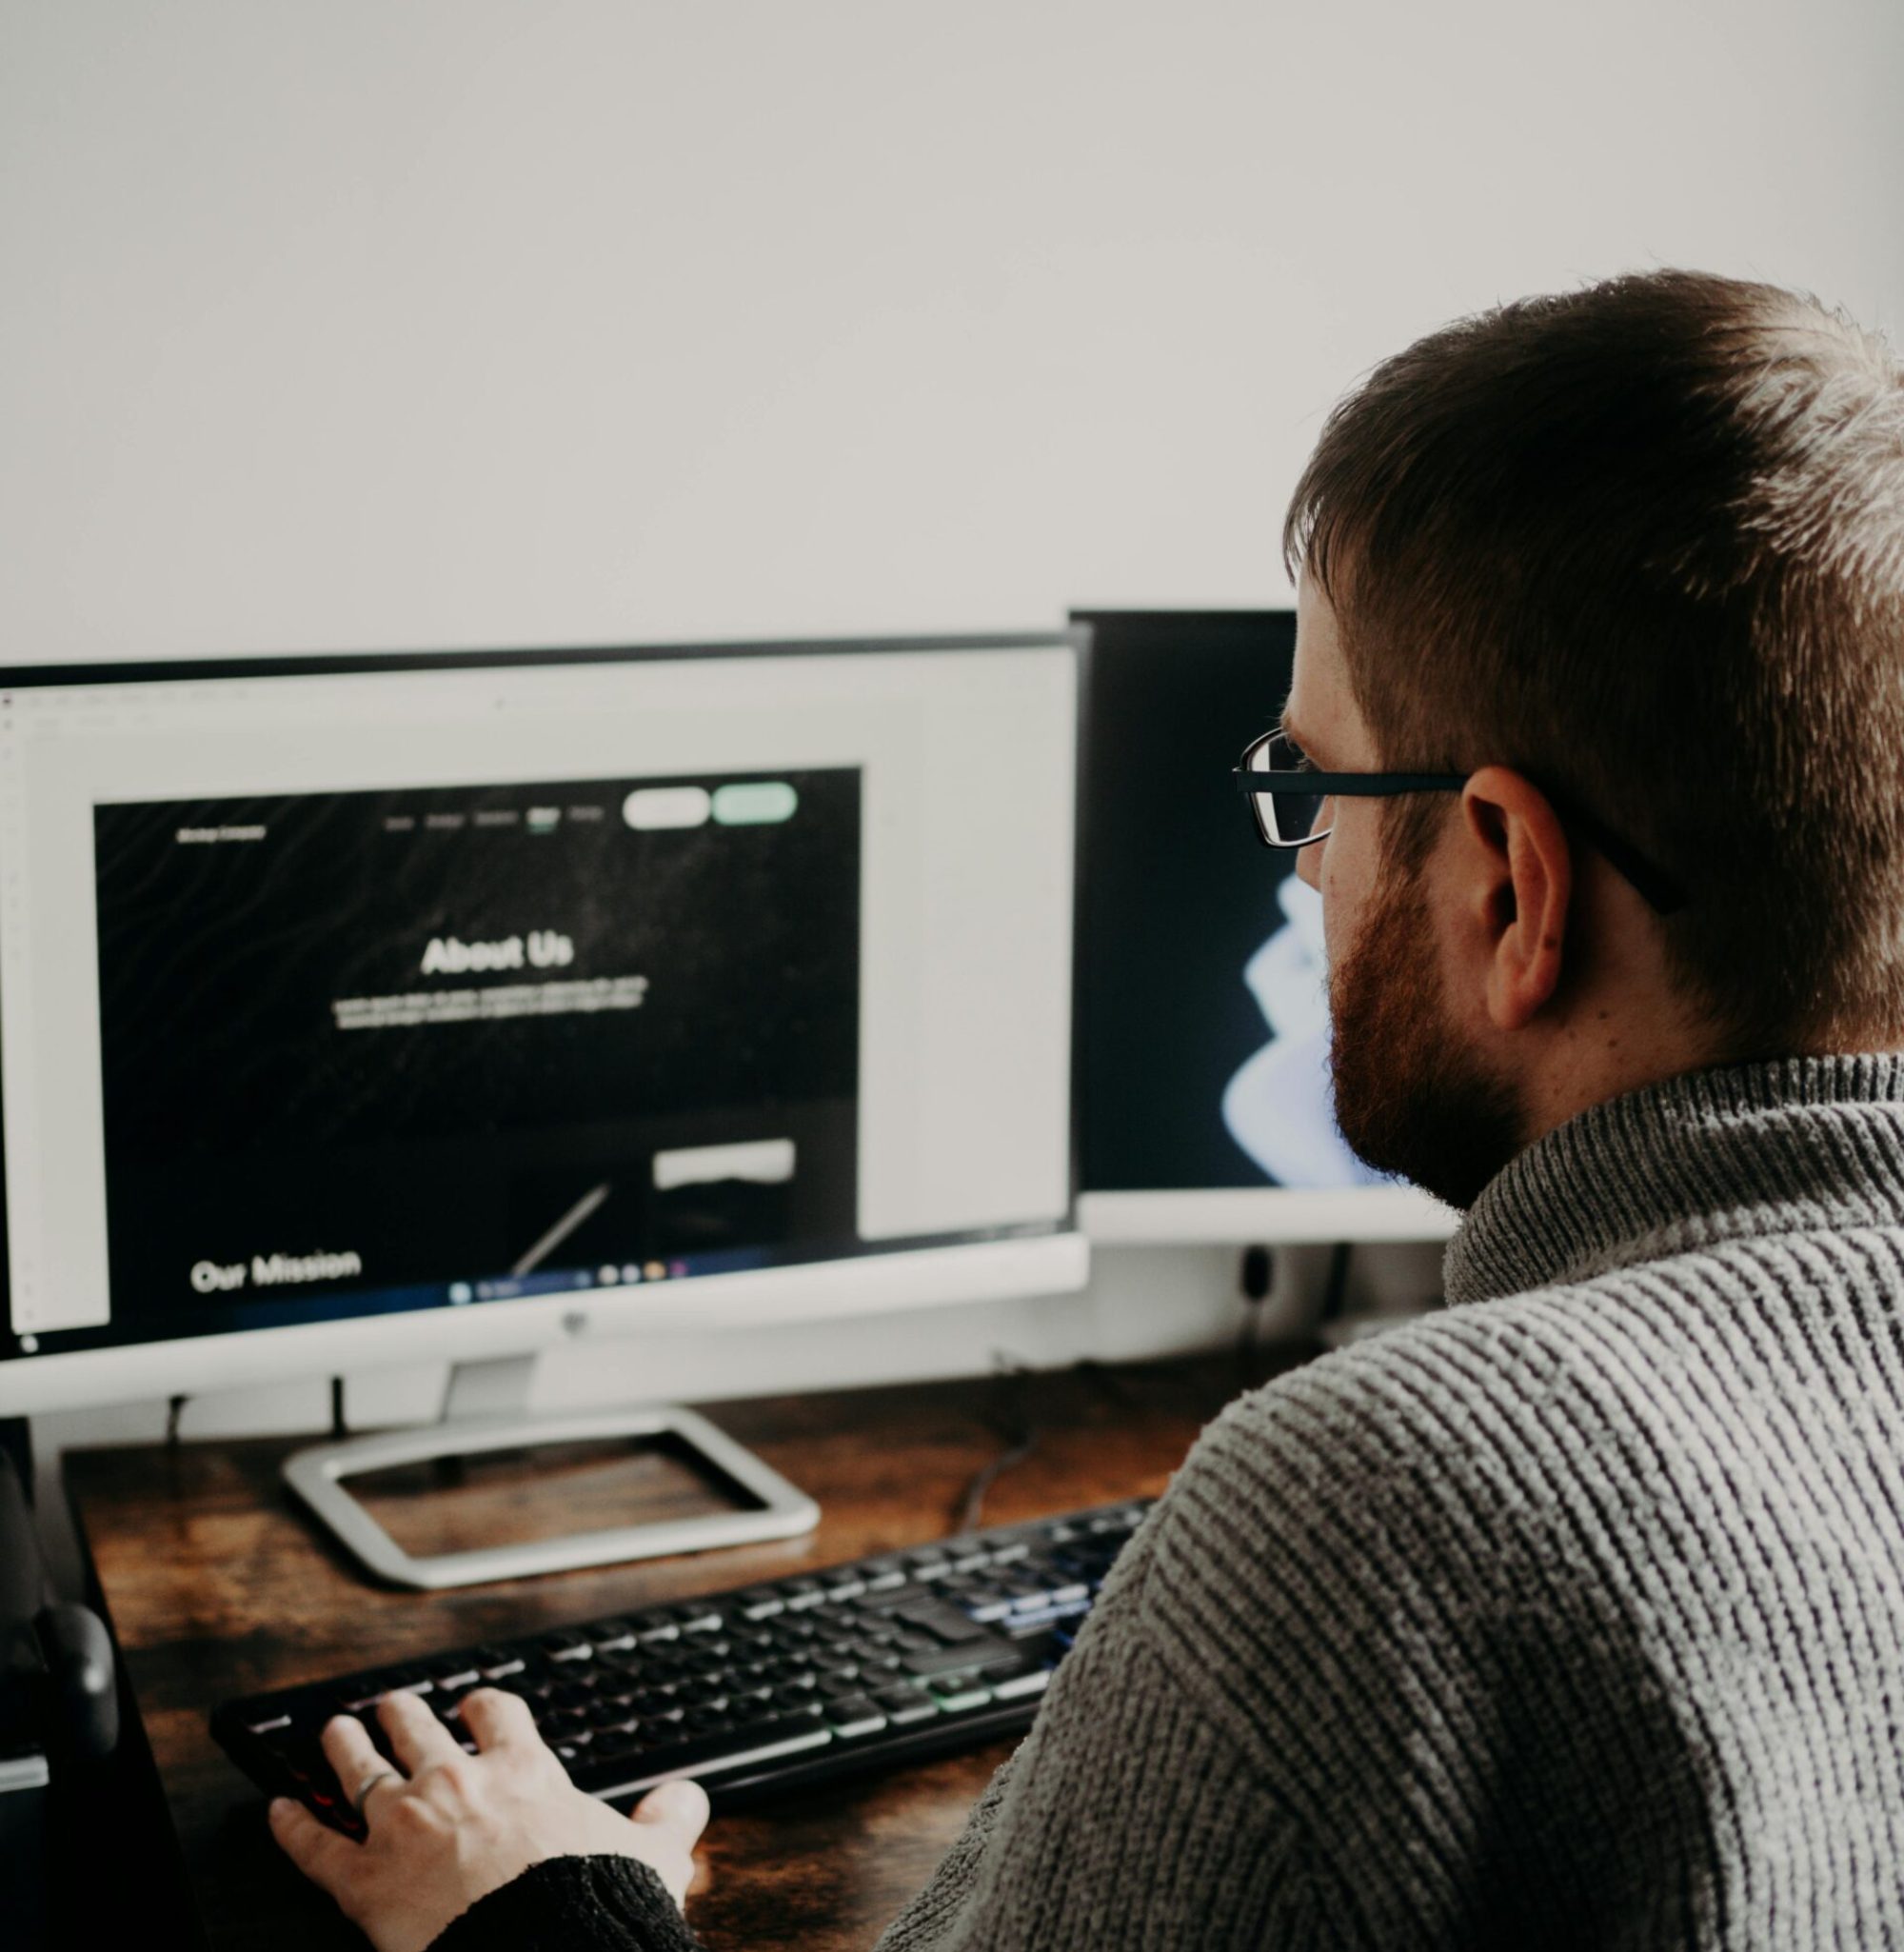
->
[[211, 1498, 1153, 1830]]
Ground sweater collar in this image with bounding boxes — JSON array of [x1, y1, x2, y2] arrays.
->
[[1443, 1054, 1904, 1307]]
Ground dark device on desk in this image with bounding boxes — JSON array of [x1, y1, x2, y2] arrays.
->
[[212, 1497, 1152, 1823], [1, 1447, 119, 1951]]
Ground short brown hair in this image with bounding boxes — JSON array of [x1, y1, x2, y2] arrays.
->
[[1284, 269, 1904, 1055]]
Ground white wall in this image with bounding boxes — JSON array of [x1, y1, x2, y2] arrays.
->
[[5, 0, 1899, 665], [3, 1, 1900, 1494]]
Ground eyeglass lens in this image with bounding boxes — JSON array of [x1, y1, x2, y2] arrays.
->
[[1247, 731, 1329, 847]]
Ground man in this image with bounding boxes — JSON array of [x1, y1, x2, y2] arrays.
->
[[273, 268, 1904, 1948]]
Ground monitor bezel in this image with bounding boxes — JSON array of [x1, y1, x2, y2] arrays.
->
[[1079, 1186, 1456, 1245]]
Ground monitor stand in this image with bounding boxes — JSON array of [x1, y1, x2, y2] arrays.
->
[[281, 1355, 820, 1590]]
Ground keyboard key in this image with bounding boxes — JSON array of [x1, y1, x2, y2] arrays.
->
[[574, 1716, 835, 1795], [825, 1696, 888, 1739], [901, 1639, 1018, 1680], [928, 1678, 994, 1713], [962, 1593, 1018, 1625], [871, 1685, 940, 1726], [896, 1603, 990, 1645], [853, 1585, 920, 1614]]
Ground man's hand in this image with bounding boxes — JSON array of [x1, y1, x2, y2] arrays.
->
[[269, 1688, 710, 1952]]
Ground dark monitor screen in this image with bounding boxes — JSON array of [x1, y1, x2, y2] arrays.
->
[[1073, 609, 1384, 1195], [90, 766, 863, 1339]]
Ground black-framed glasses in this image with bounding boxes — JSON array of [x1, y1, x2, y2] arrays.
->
[[1231, 729, 1689, 915]]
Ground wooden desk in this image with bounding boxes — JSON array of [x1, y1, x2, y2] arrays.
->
[[65, 1357, 1274, 1952]]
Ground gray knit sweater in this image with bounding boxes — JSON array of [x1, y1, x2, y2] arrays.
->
[[442, 1055, 1904, 1951]]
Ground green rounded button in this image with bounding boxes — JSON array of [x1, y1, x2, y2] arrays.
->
[[712, 782, 799, 826]]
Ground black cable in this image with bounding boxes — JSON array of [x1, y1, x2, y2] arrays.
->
[[329, 1376, 348, 1439], [952, 1358, 1040, 1536], [1319, 1241, 1354, 1325], [1236, 1244, 1276, 1382], [165, 1394, 188, 1447], [956, 1431, 1038, 1536]]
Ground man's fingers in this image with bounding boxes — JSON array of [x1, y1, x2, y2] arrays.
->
[[459, 1687, 541, 1752], [320, 1712, 387, 1795], [632, 1776, 711, 1844], [628, 1778, 710, 1908], [380, 1688, 460, 1772], [268, 1797, 356, 1895]]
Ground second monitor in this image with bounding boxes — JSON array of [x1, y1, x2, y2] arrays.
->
[[1073, 608, 1454, 1245]]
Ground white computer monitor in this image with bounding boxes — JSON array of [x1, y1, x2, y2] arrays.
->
[[0, 634, 1087, 1580], [1071, 610, 1455, 1248]]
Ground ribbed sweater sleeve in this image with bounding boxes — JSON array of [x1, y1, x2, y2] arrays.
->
[[431, 1854, 700, 1952]]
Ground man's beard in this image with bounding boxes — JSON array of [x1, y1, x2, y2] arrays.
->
[[1327, 861, 1524, 1211]]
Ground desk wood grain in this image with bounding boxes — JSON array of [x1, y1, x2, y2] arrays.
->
[[66, 1357, 1282, 1952]]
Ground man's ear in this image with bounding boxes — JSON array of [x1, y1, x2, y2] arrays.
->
[[1459, 766, 1573, 1031]]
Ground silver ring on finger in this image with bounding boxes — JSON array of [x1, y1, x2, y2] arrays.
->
[[350, 1767, 403, 1817]]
